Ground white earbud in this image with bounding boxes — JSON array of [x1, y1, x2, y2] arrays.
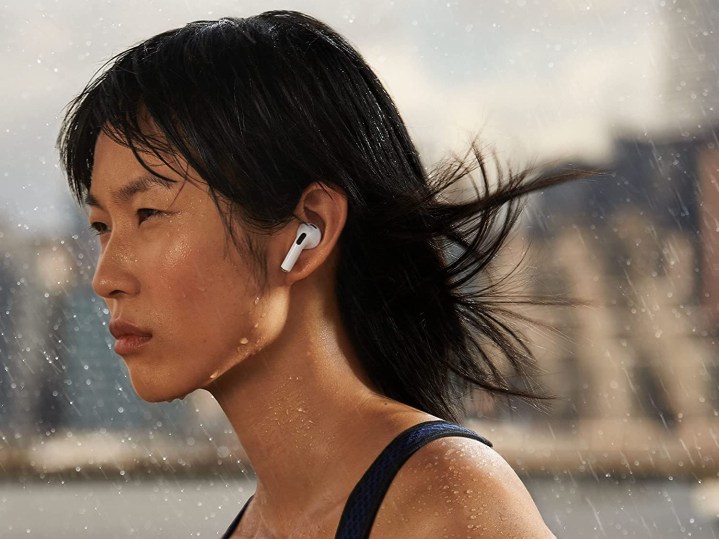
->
[[280, 222, 322, 272]]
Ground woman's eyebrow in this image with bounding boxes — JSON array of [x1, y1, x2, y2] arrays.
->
[[85, 174, 177, 209]]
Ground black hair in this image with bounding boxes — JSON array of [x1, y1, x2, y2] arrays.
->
[[57, 10, 591, 423]]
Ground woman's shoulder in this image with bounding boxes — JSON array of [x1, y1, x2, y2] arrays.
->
[[371, 434, 556, 538]]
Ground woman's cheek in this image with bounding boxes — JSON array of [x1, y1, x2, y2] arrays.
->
[[158, 227, 194, 269], [155, 230, 211, 291]]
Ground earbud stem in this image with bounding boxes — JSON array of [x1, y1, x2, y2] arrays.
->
[[281, 244, 303, 272]]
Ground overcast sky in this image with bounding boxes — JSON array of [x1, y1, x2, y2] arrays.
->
[[0, 0, 705, 234]]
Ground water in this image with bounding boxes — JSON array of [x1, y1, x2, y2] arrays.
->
[[0, 476, 716, 537], [525, 476, 719, 538]]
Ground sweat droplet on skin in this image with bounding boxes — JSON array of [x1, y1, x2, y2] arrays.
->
[[239, 337, 249, 345]]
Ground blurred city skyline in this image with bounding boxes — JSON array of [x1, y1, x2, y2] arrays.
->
[[1, 0, 707, 233]]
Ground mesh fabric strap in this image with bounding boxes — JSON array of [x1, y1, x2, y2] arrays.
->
[[334, 420, 492, 539]]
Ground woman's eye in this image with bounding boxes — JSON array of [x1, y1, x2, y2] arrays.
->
[[88, 209, 163, 236], [137, 208, 163, 223], [89, 222, 108, 236]]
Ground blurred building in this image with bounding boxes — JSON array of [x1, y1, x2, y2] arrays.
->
[[526, 128, 717, 426], [698, 140, 719, 328], [0, 222, 20, 430], [663, 0, 719, 135]]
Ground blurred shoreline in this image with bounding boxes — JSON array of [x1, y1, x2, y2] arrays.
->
[[2, 417, 717, 481]]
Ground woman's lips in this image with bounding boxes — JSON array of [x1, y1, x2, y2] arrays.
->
[[108, 319, 153, 355], [114, 334, 152, 355]]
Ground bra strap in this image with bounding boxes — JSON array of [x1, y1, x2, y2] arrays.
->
[[334, 420, 492, 539]]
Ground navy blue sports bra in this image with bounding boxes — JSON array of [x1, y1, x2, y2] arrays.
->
[[221, 420, 492, 538]]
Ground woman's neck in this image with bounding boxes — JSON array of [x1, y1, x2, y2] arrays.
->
[[205, 280, 434, 534]]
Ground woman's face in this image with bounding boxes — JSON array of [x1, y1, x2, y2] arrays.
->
[[87, 132, 278, 402]]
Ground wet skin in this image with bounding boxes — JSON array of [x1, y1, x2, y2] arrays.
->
[[88, 132, 555, 538], [89, 132, 278, 403]]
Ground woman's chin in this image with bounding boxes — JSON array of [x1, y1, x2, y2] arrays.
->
[[127, 371, 197, 403]]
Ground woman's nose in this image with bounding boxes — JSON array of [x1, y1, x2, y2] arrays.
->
[[91, 239, 141, 299]]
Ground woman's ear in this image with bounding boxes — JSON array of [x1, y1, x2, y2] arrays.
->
[[273, 181, 347, 283]]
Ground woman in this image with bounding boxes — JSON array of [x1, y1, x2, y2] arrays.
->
[[57, 10, 580, 538]]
